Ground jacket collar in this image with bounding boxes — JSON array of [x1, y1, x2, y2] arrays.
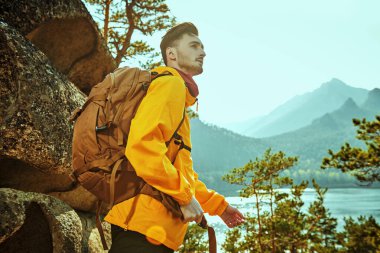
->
[[173, 68, 199, 98], [151, 66, 198, 107]]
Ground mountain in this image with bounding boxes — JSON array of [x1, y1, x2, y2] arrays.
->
[[228, 79, 369, 138], [331, 97, 366, 123], [361, 88, 380, 113], [263, 97, 369, 163], [191, 87, 380, 195], [190, 118, 268, 194]]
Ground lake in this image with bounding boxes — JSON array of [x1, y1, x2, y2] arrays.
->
[[204, 188, 380, 250]]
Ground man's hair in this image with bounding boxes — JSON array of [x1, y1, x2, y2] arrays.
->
[[160, 22, 199, 65]]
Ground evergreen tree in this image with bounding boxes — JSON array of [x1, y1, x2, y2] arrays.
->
[[176, 224, 208, 253], [223, 149, 339, 252], [85, 0, 175, 67], [222, 226, 243, 253], [322, 115, 380, 184], [307, 180, 338, 253], [337, 216, 380, 253], [222, 149, 298, 252]]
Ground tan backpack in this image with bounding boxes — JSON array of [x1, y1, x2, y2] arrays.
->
[[69, 67, 184, 249]]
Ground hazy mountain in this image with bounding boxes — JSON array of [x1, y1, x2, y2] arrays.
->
[[191, 88, 380, 195], [190, 118, 268, 193], [263, 89, 380, 166], [227, 79, 369, 138], [361, 88, 380, 113], [264, 98, 368, 162]]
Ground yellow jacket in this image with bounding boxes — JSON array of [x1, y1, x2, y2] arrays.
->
[[104, 66, 228, 250]]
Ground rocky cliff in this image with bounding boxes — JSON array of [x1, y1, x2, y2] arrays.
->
[[0, 0, 116, 251]]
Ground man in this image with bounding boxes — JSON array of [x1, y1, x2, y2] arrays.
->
[[105, 22, 244, 253]]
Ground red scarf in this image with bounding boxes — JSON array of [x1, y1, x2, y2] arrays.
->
[[174, 68, 199, 98]]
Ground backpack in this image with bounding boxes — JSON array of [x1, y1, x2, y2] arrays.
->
[[69, 67, 184, 250]]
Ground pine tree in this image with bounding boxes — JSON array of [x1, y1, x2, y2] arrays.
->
[[176, 224, 208, 253], [223, 149, 299, 252], [337, 216, 380, 253], [223, 149, 340, 252], [321, 115, 380, 184], [222, 227, 243, 253], [307, 180, 338, 253], [85, 0, 175, 67]]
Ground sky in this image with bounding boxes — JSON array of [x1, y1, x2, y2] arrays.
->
[[88, 1, 380, 128]]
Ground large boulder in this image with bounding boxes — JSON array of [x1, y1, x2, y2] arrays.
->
[[0, 0, 116, 93], [0, 21, 84, 193], [77, 211, 111, 253], [0, 188, 111, 253]]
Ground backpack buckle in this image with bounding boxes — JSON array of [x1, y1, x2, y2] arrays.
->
[[96, 121, 112, 132], [95, 125, 108, 132], [142, 82, 150, 91]]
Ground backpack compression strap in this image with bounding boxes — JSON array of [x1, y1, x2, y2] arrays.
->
[[199, 216, 217, 253]]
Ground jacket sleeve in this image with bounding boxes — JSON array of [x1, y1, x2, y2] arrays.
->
[[194, 171, 229, 216], [125, 75, 193, 205]]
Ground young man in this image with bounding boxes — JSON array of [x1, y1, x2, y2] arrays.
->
[[105, 22, 244, 253]]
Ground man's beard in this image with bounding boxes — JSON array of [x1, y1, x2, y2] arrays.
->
[[177, 55, 203, 75], [179, 63, 203, 76]]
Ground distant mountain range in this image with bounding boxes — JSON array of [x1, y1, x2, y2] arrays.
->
[[227, 78, 369, 138], [190, 80, 380, 195], [264, 90, 379, 162]]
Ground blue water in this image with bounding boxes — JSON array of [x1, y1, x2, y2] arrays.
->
[[204, 188, 380, 250]]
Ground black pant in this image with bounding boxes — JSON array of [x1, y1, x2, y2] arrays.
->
[[109, 225, 174, 253]]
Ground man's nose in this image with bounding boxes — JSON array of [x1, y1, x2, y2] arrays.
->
[[200, 48, 206, 57]]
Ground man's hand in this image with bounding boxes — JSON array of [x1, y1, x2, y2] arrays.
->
[[180, 196, 203, 223], [220, 205, 245, 228]]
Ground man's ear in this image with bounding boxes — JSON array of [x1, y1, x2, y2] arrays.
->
[[166, 47, 176, 61]]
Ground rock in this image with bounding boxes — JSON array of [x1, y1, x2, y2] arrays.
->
[[0, 21, 84, 193], [49, 186, 100, 213], [0, 188, 111, 252], [77, 211, 111, 253], [0, 0, 116, 93], [0, 21, 113, 214], [0, 188, 83, 253], [0, 21, 115, 214]]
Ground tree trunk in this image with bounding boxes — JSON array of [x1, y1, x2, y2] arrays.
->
[[103, 0, 111, 43], [114, 0, 135, 66], [269, 178, 276, 253], [254, 188, 264, 253]]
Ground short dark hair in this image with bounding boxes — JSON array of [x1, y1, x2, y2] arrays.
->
[[160, 22, 199, 65]]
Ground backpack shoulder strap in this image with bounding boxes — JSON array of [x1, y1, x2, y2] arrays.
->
[[151, 70, 173, 82], [149, 70, 186, 148], [165, 108, 186, 147]]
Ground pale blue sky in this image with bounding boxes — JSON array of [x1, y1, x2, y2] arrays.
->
[[87, 1, 380, 127], [165, 0, 380, 127]]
